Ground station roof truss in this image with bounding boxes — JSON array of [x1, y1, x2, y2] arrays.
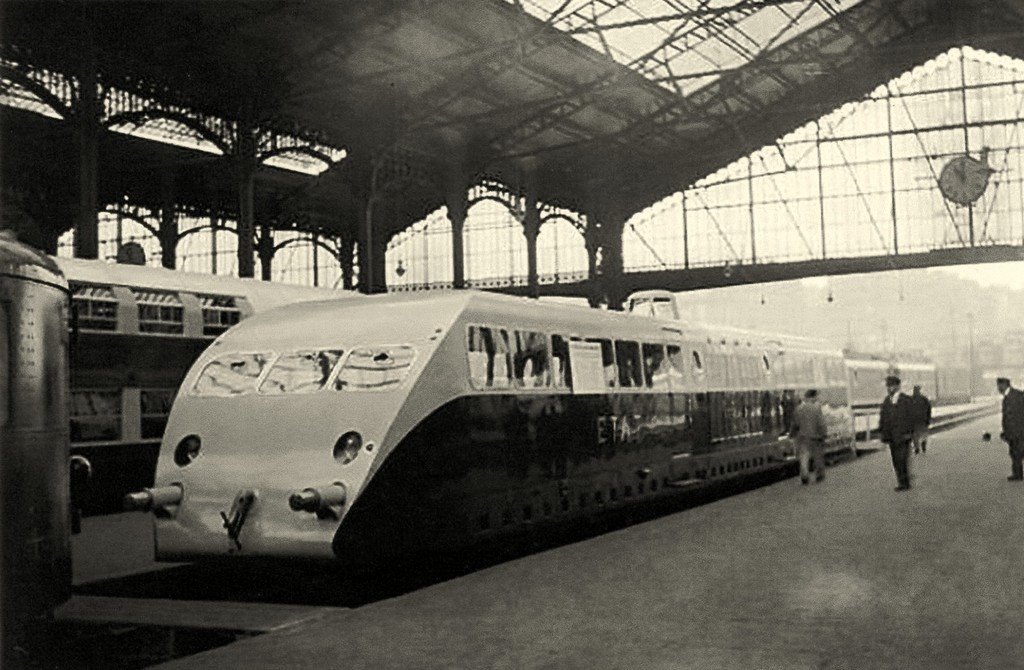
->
[[5, 0, 1024, 245]]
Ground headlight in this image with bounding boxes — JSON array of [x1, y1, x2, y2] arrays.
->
[[174, 435, 202, 467], [333, 431, 362, 465]]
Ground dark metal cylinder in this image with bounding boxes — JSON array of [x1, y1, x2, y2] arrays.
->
[[0, 233, 71, 664]]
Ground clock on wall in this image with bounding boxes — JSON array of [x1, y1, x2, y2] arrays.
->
[[937, 149, 995, 206]]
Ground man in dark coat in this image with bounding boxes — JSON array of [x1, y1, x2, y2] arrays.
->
[[997, 377, 1024, 481], [910, 385, 932, 454], [880, 375, 914, 491]]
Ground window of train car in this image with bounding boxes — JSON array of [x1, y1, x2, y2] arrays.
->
[[336, 346, 416, 391], [260, 350, 344, 395], [584, 338, 617, 388], [199, 294, 242, 336], [762, 352, 772, 375], [551, 335, 572, 389], [193, 352, 273, 396], [512, 331, 551, 389], [468, 326, 512, 389], [642, 343, 670, 390], [614, 341, 643, 388], [133, 289, 184, 334], [70, 283, 118, 331], [70, 390, 122, 442], [140, 389, 176, 439]]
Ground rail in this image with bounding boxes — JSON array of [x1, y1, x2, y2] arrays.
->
[[851, 398, 999, 446]]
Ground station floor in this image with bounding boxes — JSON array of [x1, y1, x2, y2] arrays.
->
[[149, 415, 1022, 669]]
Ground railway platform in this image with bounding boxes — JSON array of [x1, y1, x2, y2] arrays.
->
[[142, 412, 1021, 670]]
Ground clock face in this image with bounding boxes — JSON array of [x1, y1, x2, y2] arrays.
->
[[938, 155, 991, 205]]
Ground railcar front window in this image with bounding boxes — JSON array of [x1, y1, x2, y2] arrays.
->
[[615, 340, 643, 388], [193, 353, 272, 396], [336, 346, 415, 391], [260, 350, 343, 394]]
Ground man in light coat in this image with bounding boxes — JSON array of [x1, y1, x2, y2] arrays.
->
[[790, 389, 827, 484]]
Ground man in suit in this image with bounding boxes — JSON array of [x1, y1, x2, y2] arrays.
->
[[880, 375, 914, 491], [790, 389, 827, 484], [997, 377, 1024, 481]]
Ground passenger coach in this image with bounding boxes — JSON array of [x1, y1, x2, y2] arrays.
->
[[133, 291, 854, 562]]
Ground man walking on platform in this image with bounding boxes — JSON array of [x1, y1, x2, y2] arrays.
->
[[997, 377, 1024, 481], [880, 375, 913, 491], [790, 389, 827, 484], [910, 385, 932, 454]]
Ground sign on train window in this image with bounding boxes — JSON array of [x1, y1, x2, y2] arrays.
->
[[512, 330, 550, 389], [467, 326, 511, 389], [193, 352, 272, 396], [336, 346, 415, 391], [642, 343, 670, 390], [260, 350, 344, 395], [551, 335, 572, 389], [584, 338, 617, 388], [70, 390, 122, 442], [615, 340, 643, 388], [568, 340, 604, 393]]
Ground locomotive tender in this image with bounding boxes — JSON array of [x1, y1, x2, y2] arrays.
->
[[132, 290, 854, 562]]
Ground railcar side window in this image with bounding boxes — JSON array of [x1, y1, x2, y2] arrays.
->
[[551, 335, 572, 389], [615, 340, 643, 388], [512, 330, 550, 388], [642, 343, 669, 389], [140, 389, 176, 439], [199, 294, 242, 336], [585, 338, 617, 388], [70, 390, 122, 442], [70, 283, 118, 331], [336, 346, 415, 391], [666, 344, 687, 384], [260, 350, 344, 395], [133, 289, 184, 334], [692, 349, 705, 375], [468, 326, 512, 389], [193, 352, 272, 396]]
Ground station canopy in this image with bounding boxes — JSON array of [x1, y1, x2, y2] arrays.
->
[[4, 0, 1024, 240]]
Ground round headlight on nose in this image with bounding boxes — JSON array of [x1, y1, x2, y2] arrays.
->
[[333, 432, 362, 465], [174, 435, 202, 467]]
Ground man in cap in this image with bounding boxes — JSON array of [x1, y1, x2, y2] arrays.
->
[[879, 374, 913, 491], [997, 377, 1024, 481], [790, 389, 828, 484]]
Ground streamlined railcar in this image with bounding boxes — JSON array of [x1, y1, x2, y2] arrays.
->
[[131, 290, 853, 562], [845, 354, 937, 410], [57, 257, 348, 514]]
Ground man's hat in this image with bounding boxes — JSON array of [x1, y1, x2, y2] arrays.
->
[[804, 389, 818, 398], [885, 375, 901, 386], [997, 376, 1011, 385]]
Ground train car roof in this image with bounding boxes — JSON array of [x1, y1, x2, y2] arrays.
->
[[54, 256, 353, 311], [218, 290, 843, 357]]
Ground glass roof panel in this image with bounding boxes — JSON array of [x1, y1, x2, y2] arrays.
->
[[511, 0, 864, 94]]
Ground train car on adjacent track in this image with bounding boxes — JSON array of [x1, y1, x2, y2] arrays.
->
[[57, 257, 349, 514], [129, 289, 853, 563]]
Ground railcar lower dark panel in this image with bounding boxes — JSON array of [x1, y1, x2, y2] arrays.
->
[[334, 390, 850, 562]]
